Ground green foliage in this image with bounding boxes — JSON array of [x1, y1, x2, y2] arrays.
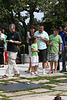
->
[[43, 0, 67, 33], [0, 0, 67, 52]]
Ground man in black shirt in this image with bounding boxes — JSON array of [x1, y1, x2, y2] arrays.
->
[[2, 24, 21, 78]]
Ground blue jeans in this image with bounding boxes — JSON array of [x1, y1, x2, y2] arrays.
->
[[57, 50, 65, 71]]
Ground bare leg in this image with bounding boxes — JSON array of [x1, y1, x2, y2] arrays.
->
[[31, 66, 34, 72], [46, 60, 49, 68], [28, 57, 31, 72], [42, 62, 46, 74], [50, 61, 53, 72], [48, 61, 53, 74], [42, 61, 46, 69], [35, 65, 38, 72], [54, 61, 58, 73]]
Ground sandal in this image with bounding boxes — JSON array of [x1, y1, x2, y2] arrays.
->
[[47, 71, 53, 74]]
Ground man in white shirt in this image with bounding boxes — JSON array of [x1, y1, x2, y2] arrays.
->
[[34, 24, 49, 74]]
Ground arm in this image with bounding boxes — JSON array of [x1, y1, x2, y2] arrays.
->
[[64, 30, 67, 34], [27, 36, 31, 43], [31, 48, 39, 53], [6, 40, 21, 44], [59, 43, 62, 54], [47, 41, 53, 46], [39, 36, 49, 43]]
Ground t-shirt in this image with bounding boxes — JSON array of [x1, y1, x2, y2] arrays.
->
[[7, 31, 21, 52], [34, 31, 49, 50], [0, 33, 4, 39], [48, 34, 62, 54], [58, 32, 66, 50], [31, 43, 38, 56]]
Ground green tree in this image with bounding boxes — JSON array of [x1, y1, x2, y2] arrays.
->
[[43, 0, 67, 32]]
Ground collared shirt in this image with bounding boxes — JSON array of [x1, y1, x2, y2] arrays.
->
[[48, 34, 62, 54], [34, 31, 49, 50], [7, 31, 21, 52]]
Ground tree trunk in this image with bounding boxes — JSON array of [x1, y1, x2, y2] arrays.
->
[[30, 10, 34, 26]]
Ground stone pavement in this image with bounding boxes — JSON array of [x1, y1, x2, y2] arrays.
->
[[0, 63, 67, 100]]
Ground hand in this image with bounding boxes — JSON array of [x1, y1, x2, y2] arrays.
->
[[40, 36, 43, 39], [37, 36, 40, 38], [9, 40, 14, 43], [37, 50, 39, 53], [59, 51, 62, 55], [6, 40, 9, 43], [28, 36, 31, 39], [49, 43, 53, 46]]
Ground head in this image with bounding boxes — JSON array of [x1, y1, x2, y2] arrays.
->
[[54, 96, 62, 100], [38, 23, 44, 33], [54, 29, 59, 36], [2, 29, 5, 34], [0, 28, 2, 35], [32, 36, 37, 43], [58, 26, 63, 33], [30, 25, 35, 34], [64, 25, 67, 30], [9, 24, 15, 33]]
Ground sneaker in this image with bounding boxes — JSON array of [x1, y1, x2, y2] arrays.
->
[[60, 67, 66, 73], [13, 74, 20, 77], [31, 72, 35, 75], [35, 72, 38, 75], [2, 75, 8, 78], [42, 71, 45, 74]]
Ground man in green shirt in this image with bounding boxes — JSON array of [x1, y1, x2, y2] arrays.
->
[[47, 29, 62, 73]]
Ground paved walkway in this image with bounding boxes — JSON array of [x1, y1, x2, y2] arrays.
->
[[0, 63, 67, 100]]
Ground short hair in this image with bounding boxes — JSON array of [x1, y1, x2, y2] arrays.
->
[[54, 28, 59, 32], [58, 26, 62, 30], [39, 23, 44, 28], [9, 24, 15, 29], [30, 25, 35, 29]]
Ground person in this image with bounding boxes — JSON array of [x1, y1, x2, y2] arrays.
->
[[64, 25, 67, 34], [2, 29, 7, 64], [31, 37, 39, 75], [0, 28, 5, 67], [2, 24, 21, 78], [34, 23, 49, 74], [0, 28, 4, 40], [26, 25, 35, 73], [0, 39, 5, 67], [54, 96, 63, 100], [47, 29, 62, 73], [57, 26, 67, 72]]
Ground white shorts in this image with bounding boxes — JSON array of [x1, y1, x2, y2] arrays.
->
[[31, 56, 39, 66]]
